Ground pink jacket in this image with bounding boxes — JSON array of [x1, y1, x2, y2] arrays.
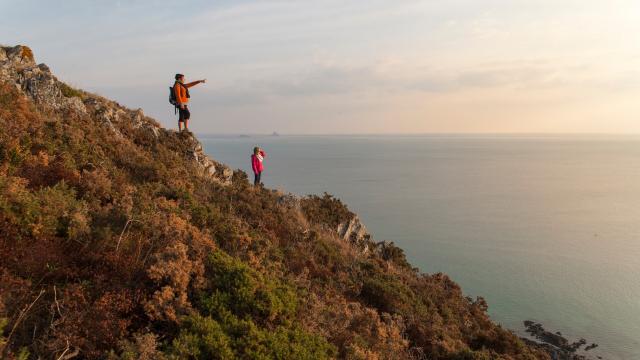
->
[[251, 150, 266, 173]]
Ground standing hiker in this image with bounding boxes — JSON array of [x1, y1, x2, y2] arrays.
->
[[251, 146, 266, 186], [170, 74, 206, 131]]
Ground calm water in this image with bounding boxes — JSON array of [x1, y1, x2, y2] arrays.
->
[[201, 135, 640, 359]]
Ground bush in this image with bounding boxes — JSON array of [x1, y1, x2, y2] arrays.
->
[[167, 250, 337, 359], [376, 241, 413, 270], [60, 82, 83, 98], [169, 315, 233, 359], [198, 250, 298, 323], [300, 193, 353, 228], [169, 313, 335, 360], [359, 274, 416, 315], [109, 333, 166, 360]]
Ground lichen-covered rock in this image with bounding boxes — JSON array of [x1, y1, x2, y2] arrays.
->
[[0, 45, 86, 114], [337, 215, 371, 253], [178, 131, 233, 185], [1, 45, 35, 68], [82, 97, 126, 138]]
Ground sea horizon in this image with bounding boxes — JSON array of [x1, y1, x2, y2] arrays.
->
[[198, 132, 640, 139]]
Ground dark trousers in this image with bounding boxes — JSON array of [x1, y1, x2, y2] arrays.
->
[[178, 106, 190, 122], [254, 172, 262, 186]]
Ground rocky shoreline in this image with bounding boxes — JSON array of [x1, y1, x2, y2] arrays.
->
[[523, 321, 601, 360]]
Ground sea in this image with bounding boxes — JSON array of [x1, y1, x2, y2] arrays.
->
[[200, 134, 640, 360]]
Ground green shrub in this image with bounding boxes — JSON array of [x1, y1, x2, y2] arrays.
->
[[169, 315, 234, 359], [169, 314, 335, 360], [60, 82, 83, 98], [168, 250, 337, 359], [0, 178, 86, 240], [359, 273, 416, 315], [300, 192, 353, 228], [377, 241, 413, 269], [198, 250, 298, 323]]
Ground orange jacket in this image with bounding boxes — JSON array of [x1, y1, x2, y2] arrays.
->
[[174, 81, 200, 104]]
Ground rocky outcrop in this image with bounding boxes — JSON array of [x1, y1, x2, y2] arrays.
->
[[276, 191, 372, 252], [337, 215, 371, 252], [0, 45, 86, 114], [523, 321, 598, 360], [0, 44, 232, 185], [179, 131, 234, 185]]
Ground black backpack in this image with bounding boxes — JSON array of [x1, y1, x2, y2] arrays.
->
[[169, 85, 177, 107]]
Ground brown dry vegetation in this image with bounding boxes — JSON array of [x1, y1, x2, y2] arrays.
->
[[20, 47, 34, 62], [0, 81, 549, 359]]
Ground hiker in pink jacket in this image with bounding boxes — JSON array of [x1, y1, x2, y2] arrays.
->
[[251, 146, 266, 186]]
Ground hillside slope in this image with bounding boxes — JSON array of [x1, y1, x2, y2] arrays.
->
[[0, 45, 549, 359]]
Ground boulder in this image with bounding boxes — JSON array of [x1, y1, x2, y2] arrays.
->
[[0, 45, 87, 114], [337, 215, 371, 253]]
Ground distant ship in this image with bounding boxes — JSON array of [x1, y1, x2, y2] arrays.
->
[[271, 131, 280, 136]]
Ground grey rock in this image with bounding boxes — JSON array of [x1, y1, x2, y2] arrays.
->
[[0, 45, 87, 115], [337, 216, 370, 248], [179, 131, 233, 185]]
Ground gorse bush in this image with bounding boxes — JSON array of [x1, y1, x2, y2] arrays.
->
[[376, 241, 413, 270], [198, 250, 298, 323], [169, 315, 234, 359], [169, 313, 335, 360], [300, 192, 353, 228], [360, 273, 417, 315], [167, 250, 335, 359]]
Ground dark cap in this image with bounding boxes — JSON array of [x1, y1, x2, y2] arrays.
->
[[175, 73, 184, 80]]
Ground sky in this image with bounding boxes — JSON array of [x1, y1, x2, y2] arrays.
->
[[1, 0, 640, 134]]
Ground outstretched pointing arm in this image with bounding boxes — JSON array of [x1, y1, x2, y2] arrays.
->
[[185, 79, 206, 88]]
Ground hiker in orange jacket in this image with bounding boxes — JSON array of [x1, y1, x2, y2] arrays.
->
[[174, 73, 206, 131]]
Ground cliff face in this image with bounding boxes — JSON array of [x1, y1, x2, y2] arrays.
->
[[0, 45, 550, 360]]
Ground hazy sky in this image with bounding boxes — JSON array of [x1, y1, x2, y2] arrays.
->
[[2, 0, 640, 134]]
